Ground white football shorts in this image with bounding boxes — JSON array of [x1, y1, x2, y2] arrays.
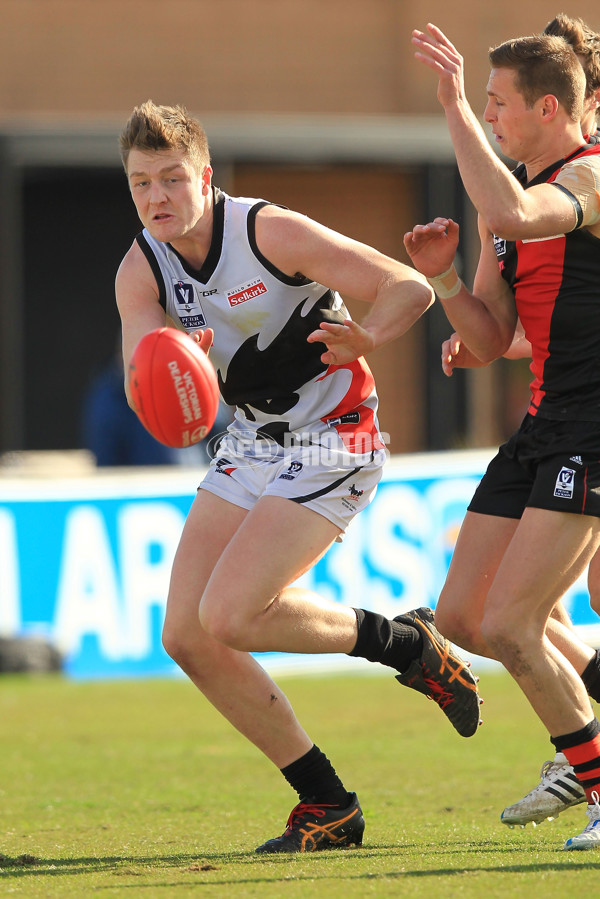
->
[[198, 426, 387, 534]]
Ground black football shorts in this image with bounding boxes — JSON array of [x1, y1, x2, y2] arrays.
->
[[468, 414, 600, 520]]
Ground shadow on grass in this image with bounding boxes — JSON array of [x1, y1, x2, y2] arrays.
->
[[1, 842, 599, 886]]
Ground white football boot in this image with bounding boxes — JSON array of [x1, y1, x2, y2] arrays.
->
[[563, 791, 600, 850], [501, 753, 586, 827]]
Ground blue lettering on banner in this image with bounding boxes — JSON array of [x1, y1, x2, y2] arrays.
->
[[0, 454, 596, 679]]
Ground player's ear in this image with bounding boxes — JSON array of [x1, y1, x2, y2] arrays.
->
[[539, 94, 559, 120]]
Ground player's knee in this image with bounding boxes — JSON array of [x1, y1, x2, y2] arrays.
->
[[434, 603, 480, 654], [198, 601, 248, 650], [162, 619, 196, 668], [479, 605, 525, 667], [162, 614, 236, 681]]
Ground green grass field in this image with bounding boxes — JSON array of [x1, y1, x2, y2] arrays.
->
[[1, 668, 598, 897]]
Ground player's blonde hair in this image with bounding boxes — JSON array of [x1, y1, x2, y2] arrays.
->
[[119, 100, 211, 172]]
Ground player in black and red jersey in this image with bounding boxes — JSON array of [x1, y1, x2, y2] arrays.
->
[[405, 24, 600, 850], [439, 13, 600, 830]]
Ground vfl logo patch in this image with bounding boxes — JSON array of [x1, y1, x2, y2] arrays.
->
[[227, 278, 268, 307], [278, 460, 303, 481], [493, 234, 506, 257], [174, 280, 195, 305], [554, 467, 575, 499], [172, 279, 206, 328]]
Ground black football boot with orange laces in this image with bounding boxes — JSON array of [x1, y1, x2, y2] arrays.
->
[[395, 607, 482, 737], [255, 793, 365, 853]]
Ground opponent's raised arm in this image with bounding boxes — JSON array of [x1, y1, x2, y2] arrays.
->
[[411, 24, 582, 240]]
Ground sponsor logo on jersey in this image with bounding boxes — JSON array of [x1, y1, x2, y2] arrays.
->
[[278, 460, 303, 481], [172, 280, 207, 329], [226, 278, 268, 307], [215, 457, 237, 476], [325, 411, 361, 427], [340, 482, 366, 513], [347, 483, 364, 501], [554, 467, 575, 499], [179, 313, 207, 329], [493, 235, 506, 257], [570, 455, 583, 465]]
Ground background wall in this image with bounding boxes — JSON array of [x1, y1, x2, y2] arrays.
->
[[0, 1, 597, 460], [3, 1, 596, 117]]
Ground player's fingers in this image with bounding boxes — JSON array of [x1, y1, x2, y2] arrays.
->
[[307, 322, 351, 343], [193, 328, 214, 354], [425, 23, 461, 57], [307, 328, 329, 343], [412, 30, 455, 66]]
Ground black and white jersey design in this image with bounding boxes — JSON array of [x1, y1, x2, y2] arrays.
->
[[136, 188, 383, 452]]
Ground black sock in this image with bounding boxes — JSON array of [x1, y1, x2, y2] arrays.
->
[[280, 745, 351, 807], [582, 649, 600, 703], [347, 608, 422, 672]]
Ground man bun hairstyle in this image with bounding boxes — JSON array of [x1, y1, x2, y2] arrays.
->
[[543, 13, 600, 100], [119, 100, 211, 171], [489, 34, 585, 122]]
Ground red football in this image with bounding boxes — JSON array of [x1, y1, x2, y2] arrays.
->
[[128, 327, 219, 448]]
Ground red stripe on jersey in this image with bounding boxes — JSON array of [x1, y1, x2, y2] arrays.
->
[[317, 358, 384, 452], [513, 235, 567, 416]]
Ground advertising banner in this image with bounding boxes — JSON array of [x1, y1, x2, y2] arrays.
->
[[1, 451, 597, 678]]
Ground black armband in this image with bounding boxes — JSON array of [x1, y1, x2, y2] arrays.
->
[[552, 182, 584, 230]]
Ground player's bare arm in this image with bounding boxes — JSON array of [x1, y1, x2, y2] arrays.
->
[[411, 24, 585, 240], [254, 204, 434, 365], [115, 241, 168, 407], [404, 216, 517, 362]]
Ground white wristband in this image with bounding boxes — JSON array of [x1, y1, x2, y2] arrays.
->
[[426, 265, 462, 299]]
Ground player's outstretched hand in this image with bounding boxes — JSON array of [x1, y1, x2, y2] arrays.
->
[[191, 327, 215, 355], [442, 332, 488, 377], [411, 23, 466, 109], [307, 319, 375, 365], [403, 217, 460, 278]]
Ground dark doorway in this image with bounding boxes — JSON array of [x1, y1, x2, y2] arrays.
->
[[21, 167, 140, 450]]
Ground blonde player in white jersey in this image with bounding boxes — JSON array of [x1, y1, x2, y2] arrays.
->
[[116, 100, 481, 853]]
